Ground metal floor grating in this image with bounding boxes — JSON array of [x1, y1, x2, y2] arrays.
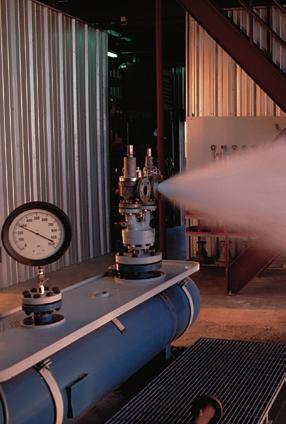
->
[[106, 338, 285, 424]]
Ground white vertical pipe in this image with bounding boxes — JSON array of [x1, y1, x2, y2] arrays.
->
[[85, 25, 94, 258]]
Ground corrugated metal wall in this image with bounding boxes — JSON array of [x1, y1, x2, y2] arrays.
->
[[0, 0, 110, 287], [186, 7, 286, 117]]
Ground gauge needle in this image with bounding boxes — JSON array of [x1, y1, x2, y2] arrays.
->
[[19, 225, 55, 244]]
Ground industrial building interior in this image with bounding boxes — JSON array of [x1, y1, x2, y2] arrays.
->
[[0, 0, 285, 423]]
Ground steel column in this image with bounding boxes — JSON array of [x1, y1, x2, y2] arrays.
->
[[155, 0, 165, 254]]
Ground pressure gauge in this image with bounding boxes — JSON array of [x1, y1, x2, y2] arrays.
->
[[1, 201, 72, 266]]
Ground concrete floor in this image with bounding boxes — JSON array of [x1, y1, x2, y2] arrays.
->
[[174, 266, 286, 347], [0, 253, 285, 345]]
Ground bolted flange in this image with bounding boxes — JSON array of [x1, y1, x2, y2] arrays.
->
[[22, 286, 64, 326]]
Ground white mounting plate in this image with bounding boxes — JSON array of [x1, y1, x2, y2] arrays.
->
[[0, 260, 199, 382]]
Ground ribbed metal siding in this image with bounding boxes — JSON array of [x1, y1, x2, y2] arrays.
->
[[0, 0, 110, 287], [186, 7, 286, 117]]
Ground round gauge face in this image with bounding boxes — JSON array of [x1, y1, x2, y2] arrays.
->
[[1, 201, 72, 266]]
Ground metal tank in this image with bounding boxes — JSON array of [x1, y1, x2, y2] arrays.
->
[[0, 146, 200, 423], [0, 278, 200, 424]]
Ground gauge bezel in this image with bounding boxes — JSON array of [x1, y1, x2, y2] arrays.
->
[[1, 201, 72, 266]]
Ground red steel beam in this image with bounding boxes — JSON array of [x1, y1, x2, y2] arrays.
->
[[177, 0, 286, 111], [226, 237, 279, 294], [273, 0, 286, 14], [237, 0, 286, 47]]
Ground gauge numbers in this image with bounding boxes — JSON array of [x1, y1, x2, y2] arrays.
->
[[1, 202, 72, 266], [10, 210, 64, 259]]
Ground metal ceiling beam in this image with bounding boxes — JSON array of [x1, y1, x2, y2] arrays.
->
[[177, 0, 286, 111]]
